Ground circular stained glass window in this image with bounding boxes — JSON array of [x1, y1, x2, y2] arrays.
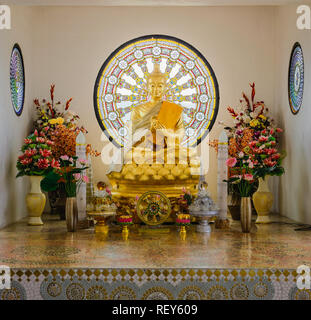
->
[[288, 42, 304, 114], [94, 35, 219, 148], [10, 44, 25, 116]]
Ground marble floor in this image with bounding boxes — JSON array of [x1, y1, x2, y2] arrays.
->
[[0, 214, 310, 269]]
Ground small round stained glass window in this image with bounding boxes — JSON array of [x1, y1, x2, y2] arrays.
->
[[94, 35, 219, 148], [10, 44, 25, 116], [288, 42, 304, 114]]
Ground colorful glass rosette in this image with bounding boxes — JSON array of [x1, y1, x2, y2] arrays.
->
[[288, 42, 304, 114], [10, 44, 25, 116], [94, 35, 219, 148]]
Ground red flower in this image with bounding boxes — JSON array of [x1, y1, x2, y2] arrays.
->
[[21, 158, 32, 165], [24, 138, 32, 144], [46, 140, 54, 146], [227, 107, 238, 118], [39, 149, 52, 157], [259, 136, 268, 142], [36, 137, 45, 143], [249, 141, 257, 147], [50, 84, 55, 102], [272, 153, 281, 160], [24, 149, 37, 157], [276, 128, 283, 133], [34, 99, 40, 107], [34, 129, 38, 137], [51, 159, 60, 169], [37, 158, 49, 169], [65, 98, 73, 111]]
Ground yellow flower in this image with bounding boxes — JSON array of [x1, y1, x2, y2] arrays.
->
[[55, 117, 64, 125], [259, 115, 266, 121], [49, 118, 57, 125], [249, 119, 259, 127]]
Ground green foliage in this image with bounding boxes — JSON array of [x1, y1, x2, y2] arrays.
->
[[41, 171, 61, 192]]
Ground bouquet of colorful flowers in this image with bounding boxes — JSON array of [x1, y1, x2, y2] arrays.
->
[[33, 84, 79, 133], [178, 188, 193, 213], [225, 83, 285, 189], [41, 155, 88, 197], [16, 129, 59, 178], [226, 157, 255, 197], [176, 214, 191, 226]]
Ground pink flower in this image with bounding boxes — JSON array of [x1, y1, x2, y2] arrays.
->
[[248, 162, 254, 169], [79, 158, 87, 165], [238, 152, 244, 159], [60, 155, 69, 161], [244, 174, 254, 181], [226, 157, 237, 168], [82, 175, 89, 183], [34, 129, 38, 137], [73, 173, 81, 180], [106, 187, 112, 195], [135, 195, 139, 202]]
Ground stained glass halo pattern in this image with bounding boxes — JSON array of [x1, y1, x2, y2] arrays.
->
[[94, 35, 219, 148], [288, 42, 304, 115], [10, 44, 25, 116]]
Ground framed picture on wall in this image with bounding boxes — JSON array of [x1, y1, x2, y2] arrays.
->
[[288, 42, 304, 115], [10, 43, 25, 116]]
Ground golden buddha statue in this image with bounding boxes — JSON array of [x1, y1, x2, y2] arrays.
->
[[107, 64, 200, 222]]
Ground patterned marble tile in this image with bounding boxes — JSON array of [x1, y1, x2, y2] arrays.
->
[[0, 215, 311, 269]]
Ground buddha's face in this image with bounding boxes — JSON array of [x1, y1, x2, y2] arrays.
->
[[148, 76, 166, 101]]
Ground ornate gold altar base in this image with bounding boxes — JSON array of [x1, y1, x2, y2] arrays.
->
[[108, 163, 200, 224]]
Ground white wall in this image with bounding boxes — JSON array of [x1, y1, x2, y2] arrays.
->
[[0, 6, 35, 228], [31, 6, 276, 202], [275, 5, 311, 224]]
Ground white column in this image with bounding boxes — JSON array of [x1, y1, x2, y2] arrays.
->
[[217, 130, 228, 221], [76, 132, 87, 221]]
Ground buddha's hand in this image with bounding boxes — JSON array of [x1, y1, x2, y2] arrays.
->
[[150, 116, 163, 131]]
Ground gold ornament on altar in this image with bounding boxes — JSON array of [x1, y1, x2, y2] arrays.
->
[[136, 191, 171, 226], [107, 63, 201, 223]]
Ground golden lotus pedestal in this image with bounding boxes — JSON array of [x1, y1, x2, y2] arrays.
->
[[108, 163, 200, 225], [87, 211, 116, 234]]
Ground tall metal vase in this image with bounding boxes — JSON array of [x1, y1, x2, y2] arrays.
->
[[65, 197, 78, 232], [240, 197, 252, 233]]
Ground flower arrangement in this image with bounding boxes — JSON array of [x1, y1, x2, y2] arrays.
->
[[176, 214, 191, 226], [41, 156, 88, 197], [117, 215, 133, 226], [16, 129, 59, 177], [33, 84, 79, 133], [225, 83, 285, 195], [178, 188, 193, 213], [50, 124, 79, 160]]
